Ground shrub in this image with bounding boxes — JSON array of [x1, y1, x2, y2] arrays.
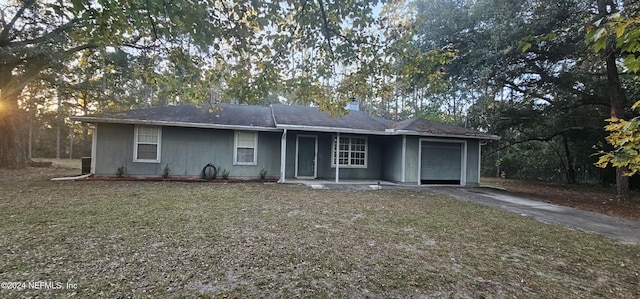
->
[[116, 166, 125, 178], [162, 164, 170, 179]]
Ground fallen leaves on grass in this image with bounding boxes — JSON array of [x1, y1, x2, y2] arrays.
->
[[0, 169, 638, 298], [481, 177, 640, 221]]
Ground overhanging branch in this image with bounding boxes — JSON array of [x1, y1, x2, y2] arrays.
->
[[0, 0, 36, 44], [497, 126, 593, 151], [317, 0, 335, 61]]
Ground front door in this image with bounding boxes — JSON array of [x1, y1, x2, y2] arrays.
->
[[296, 135, 317, 178]]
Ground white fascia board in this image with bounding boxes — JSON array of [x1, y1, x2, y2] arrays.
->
[[394, 130, 501, 140], [276, 125, 500, 140], [70, 117, 281, 132], [275, 124, 391, 135]]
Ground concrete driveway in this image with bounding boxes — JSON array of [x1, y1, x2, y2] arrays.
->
[[431, 186, 640, 245]]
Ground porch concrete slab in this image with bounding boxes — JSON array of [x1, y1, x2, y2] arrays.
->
[[285, 179, 398, 190], [431, 186, 640, 245]]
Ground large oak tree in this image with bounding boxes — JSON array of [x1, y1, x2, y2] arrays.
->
[[0, 0, 384, 168]]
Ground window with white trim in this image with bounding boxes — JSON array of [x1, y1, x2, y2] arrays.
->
[[134, 125, 161, 163], [234, 131, 258, 165], [331, 136, 367, 168]]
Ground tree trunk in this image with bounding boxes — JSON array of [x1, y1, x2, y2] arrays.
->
[[562, 135, 576, 184], [598, 0, 631, 201], [0, 60, 31, 169], [69, 128, 74, 159], [0, 97, 28, 169], [28, 119, 33, 159], [55, 127, 60, 159], [605, 31, 630, 201]]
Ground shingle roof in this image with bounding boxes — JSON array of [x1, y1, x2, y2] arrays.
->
[[72, 104, 275, 128], [394, 118, 495, 139], [270, 104, 389, 131], [72, 103, 499, 139]]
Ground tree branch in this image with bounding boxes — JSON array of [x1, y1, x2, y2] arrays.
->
[[64, 43, 98, 55], [499, 79, 555, 104], [7, 18, 80, 48], [1, 6, 7, 30], [316, 0, 335, 61], [498, 126, 592, 151], [0, 0, 36, 44], [145, 0, 159, 41]]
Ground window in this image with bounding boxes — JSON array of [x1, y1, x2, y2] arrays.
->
[[331, 136, 367, 168], [234, 131, 257, 165], [134, 126, 161, 163]]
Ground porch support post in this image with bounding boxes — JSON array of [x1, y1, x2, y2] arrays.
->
[[335, 132, 340, 183], [279, 129, 287, 183], [401, 135, 406, 184], [91, 124, 97, 175]]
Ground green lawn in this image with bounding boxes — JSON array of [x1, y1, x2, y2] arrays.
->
[[1, 168, 638, 298]]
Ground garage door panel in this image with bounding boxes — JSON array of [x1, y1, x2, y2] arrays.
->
[[421, 142, 462, 182]]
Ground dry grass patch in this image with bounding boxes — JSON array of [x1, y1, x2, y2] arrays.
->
[[30, 158, 81, 170], [0, 168, 639, 298]]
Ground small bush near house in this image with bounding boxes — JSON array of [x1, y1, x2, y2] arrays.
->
[[162, 164, 170, 179], [221, 169, 230, 179], [116, 166, 125, 177]]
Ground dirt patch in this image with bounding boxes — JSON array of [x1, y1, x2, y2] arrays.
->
[[482, 177, 640, 221]]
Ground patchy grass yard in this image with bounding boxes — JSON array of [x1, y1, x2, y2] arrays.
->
[[1, 168, 639, 298], [30, 158, 81, 170]]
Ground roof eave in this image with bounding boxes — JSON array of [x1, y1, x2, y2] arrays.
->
[[70, 116, 280, 132], [275, 124, 389, 135], [395, 129, 501, 140]]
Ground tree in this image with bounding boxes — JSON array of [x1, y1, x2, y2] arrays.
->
[[0, 0, 224, 167], [585, 1, 640, 200], [405, 0, 640, 191], [591, 12, 640, 195], [0, 0, 387, 168]]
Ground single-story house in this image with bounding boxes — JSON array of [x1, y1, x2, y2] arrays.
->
[[71, 103, 499, 186]]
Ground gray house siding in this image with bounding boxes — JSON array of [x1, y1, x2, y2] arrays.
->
[[94, 123, 280, 178], [404, 136, 421, 184], [465, 139, 480, 187], [95, 123, 138, 176], [381, 136, 404, 183]]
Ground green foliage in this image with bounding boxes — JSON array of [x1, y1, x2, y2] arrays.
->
[[1, 0, 398, 167], [410, 0, 640, 185], [162, 164, 170, 179], [260, 168, 268, 179], [596, 101, 640, 176], [587, 12, 640, 177], [586, 14, 640, 58], [221, 169, 230, 180], [116, 166, 125, 178]]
